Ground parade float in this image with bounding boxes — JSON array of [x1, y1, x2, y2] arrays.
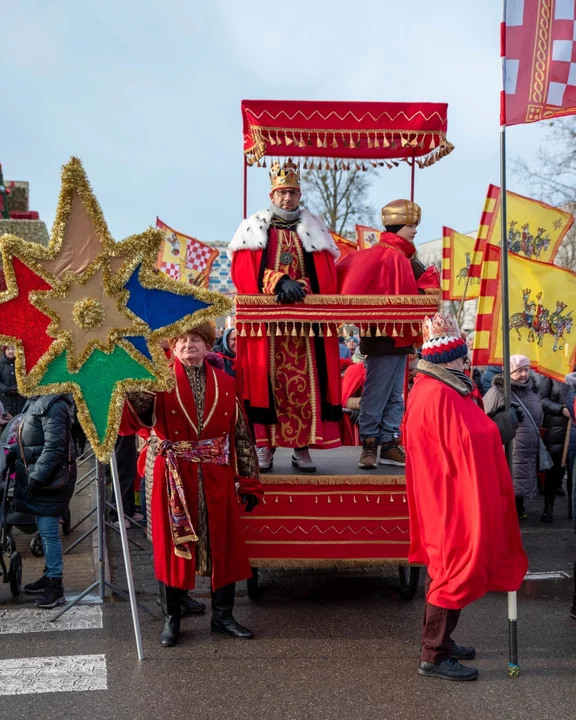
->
[[236, 100, 451, 599]]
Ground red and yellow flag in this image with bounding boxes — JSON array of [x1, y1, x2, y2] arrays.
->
[[331, 231, 358, 263], [472, 244, 576, 382], [155, 218, 218, 288], [355, 224, 381, 249], [504, 0, 576, 126], [469, 185, 573, 278], [441, 227, 480, 301]]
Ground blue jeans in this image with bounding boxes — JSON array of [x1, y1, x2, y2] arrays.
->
[[36, 516, 63, 579], [359, 354, 407, 444]]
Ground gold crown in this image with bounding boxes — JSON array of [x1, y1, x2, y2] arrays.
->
[[422, 313, 461, 345], [270, 159, 300, 191]]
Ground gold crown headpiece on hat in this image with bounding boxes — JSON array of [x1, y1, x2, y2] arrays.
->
[[422, 313, 461, 345], [381, 199, 421, 227], [270, 159, 301, 191]]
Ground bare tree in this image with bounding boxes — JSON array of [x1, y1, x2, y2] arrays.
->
[[512, 119, 576, 270], [301, 167, 377, 237]]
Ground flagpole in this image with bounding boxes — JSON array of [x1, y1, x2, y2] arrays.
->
[[501, 0, 519, 679]]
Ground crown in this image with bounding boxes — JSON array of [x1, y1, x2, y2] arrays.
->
[[422, 313, 461, 345], [270, 159, 300, 191]]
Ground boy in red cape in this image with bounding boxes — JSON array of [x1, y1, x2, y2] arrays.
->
[[229, 160, 342, 473], [403, 314, 528, 682], [337, 199, 438, 469]]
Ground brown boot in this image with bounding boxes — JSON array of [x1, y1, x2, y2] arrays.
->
[[358, 439, 378, 469], [379, 441, 406, 467]]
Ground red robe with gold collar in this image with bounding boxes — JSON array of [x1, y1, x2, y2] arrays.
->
[[122, 358, 263, 591], [230, 209, 342, 449]]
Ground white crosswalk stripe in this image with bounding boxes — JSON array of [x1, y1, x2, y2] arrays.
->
[[0, 605, 103, 634], [0, 654, 107, 695]]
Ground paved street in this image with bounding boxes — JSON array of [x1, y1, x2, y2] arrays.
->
[[1, 494, 575, 719]]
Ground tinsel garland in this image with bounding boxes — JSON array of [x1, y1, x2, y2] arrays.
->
[[0, 157, 232, 462]]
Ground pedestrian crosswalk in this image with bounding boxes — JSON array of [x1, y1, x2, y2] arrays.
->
[[0, 604, 107, 696]]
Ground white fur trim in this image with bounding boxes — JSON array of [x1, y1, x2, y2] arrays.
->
[[228, 208, 340, 260]]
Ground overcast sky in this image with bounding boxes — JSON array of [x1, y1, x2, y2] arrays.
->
[[2, 0, 554, 247]]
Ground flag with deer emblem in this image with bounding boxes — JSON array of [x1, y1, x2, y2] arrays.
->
[[468, 185, 573, 278], [441, 227, 480, 301], [155, 218, 219, 287], [472, 244, 576, 382]]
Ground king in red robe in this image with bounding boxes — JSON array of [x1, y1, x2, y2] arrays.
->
[[403, 314, 527, 681], [229, 160, 342, 472]]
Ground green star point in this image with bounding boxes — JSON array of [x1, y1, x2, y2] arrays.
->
[[37, 344, 156, 446]]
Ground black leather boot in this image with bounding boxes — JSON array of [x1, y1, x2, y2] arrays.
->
[[158, 582, 181, 647], [211, 583, 253, 639], [179, 591, 206, 616]]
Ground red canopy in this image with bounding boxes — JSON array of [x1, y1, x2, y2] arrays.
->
[[242, 100, 453, 169]]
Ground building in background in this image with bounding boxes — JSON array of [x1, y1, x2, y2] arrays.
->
[[207, 241, 235, 295]]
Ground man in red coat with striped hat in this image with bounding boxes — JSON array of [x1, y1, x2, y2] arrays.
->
[[404, 313, 527, 681], [229, 160, 342, 473]]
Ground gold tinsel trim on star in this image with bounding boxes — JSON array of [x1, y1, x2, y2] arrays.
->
[[0, 156, 233, 462], [30, 258, 148, 373]]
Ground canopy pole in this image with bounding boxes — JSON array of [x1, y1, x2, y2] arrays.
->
[[501, 0, 519, 679], [243, 156, 248, 219], [410, 156, 416, 201]]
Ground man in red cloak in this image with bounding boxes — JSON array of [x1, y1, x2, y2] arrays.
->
[[403, 314, 528, 681], [229, 160, 342, 472], [337, 199, 438, 469]]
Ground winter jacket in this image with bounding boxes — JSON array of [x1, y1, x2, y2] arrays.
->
[[564, 372, 576, 530], [0, 353, 26, 417], [10, 394, 77, 518], [484, 373, 542, 499], [480, 365, 502, 395], [212, 329, 236, 378], [540, 376, 570, 458]]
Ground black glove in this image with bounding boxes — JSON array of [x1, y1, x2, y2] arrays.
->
[[510, 402, 525, 424], [275, 276, 306, 304], [241, 494, 259, 513], [349, 410, 360, 425], [5, 387, 17, 396]]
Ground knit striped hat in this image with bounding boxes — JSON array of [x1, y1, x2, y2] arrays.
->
[[421, 314, 468, 364]]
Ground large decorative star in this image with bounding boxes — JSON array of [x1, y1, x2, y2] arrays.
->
[[0, 157, 232, 461]]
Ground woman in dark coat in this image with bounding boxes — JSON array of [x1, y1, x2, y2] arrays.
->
[[484, 355, 542, 519], [7, 393, 77, 608], [540, 375, 572, 522], [212, 327, 236, 378], [0, 346, 26, 417]]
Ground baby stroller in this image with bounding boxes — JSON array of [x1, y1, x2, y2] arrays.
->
[[0, 417, 72, 560], [1, 445, 22, 596]]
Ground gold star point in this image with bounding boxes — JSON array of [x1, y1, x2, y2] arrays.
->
[[33, 263, 144, 370]]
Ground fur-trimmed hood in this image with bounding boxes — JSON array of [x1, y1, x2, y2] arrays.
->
[[492, 371, 540, 392], [228, 208, 340, 260]]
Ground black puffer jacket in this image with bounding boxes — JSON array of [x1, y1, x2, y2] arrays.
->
[[0, 353, 26, 417], [11, 394, 77, 517], [540, 376, 570, 458]]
